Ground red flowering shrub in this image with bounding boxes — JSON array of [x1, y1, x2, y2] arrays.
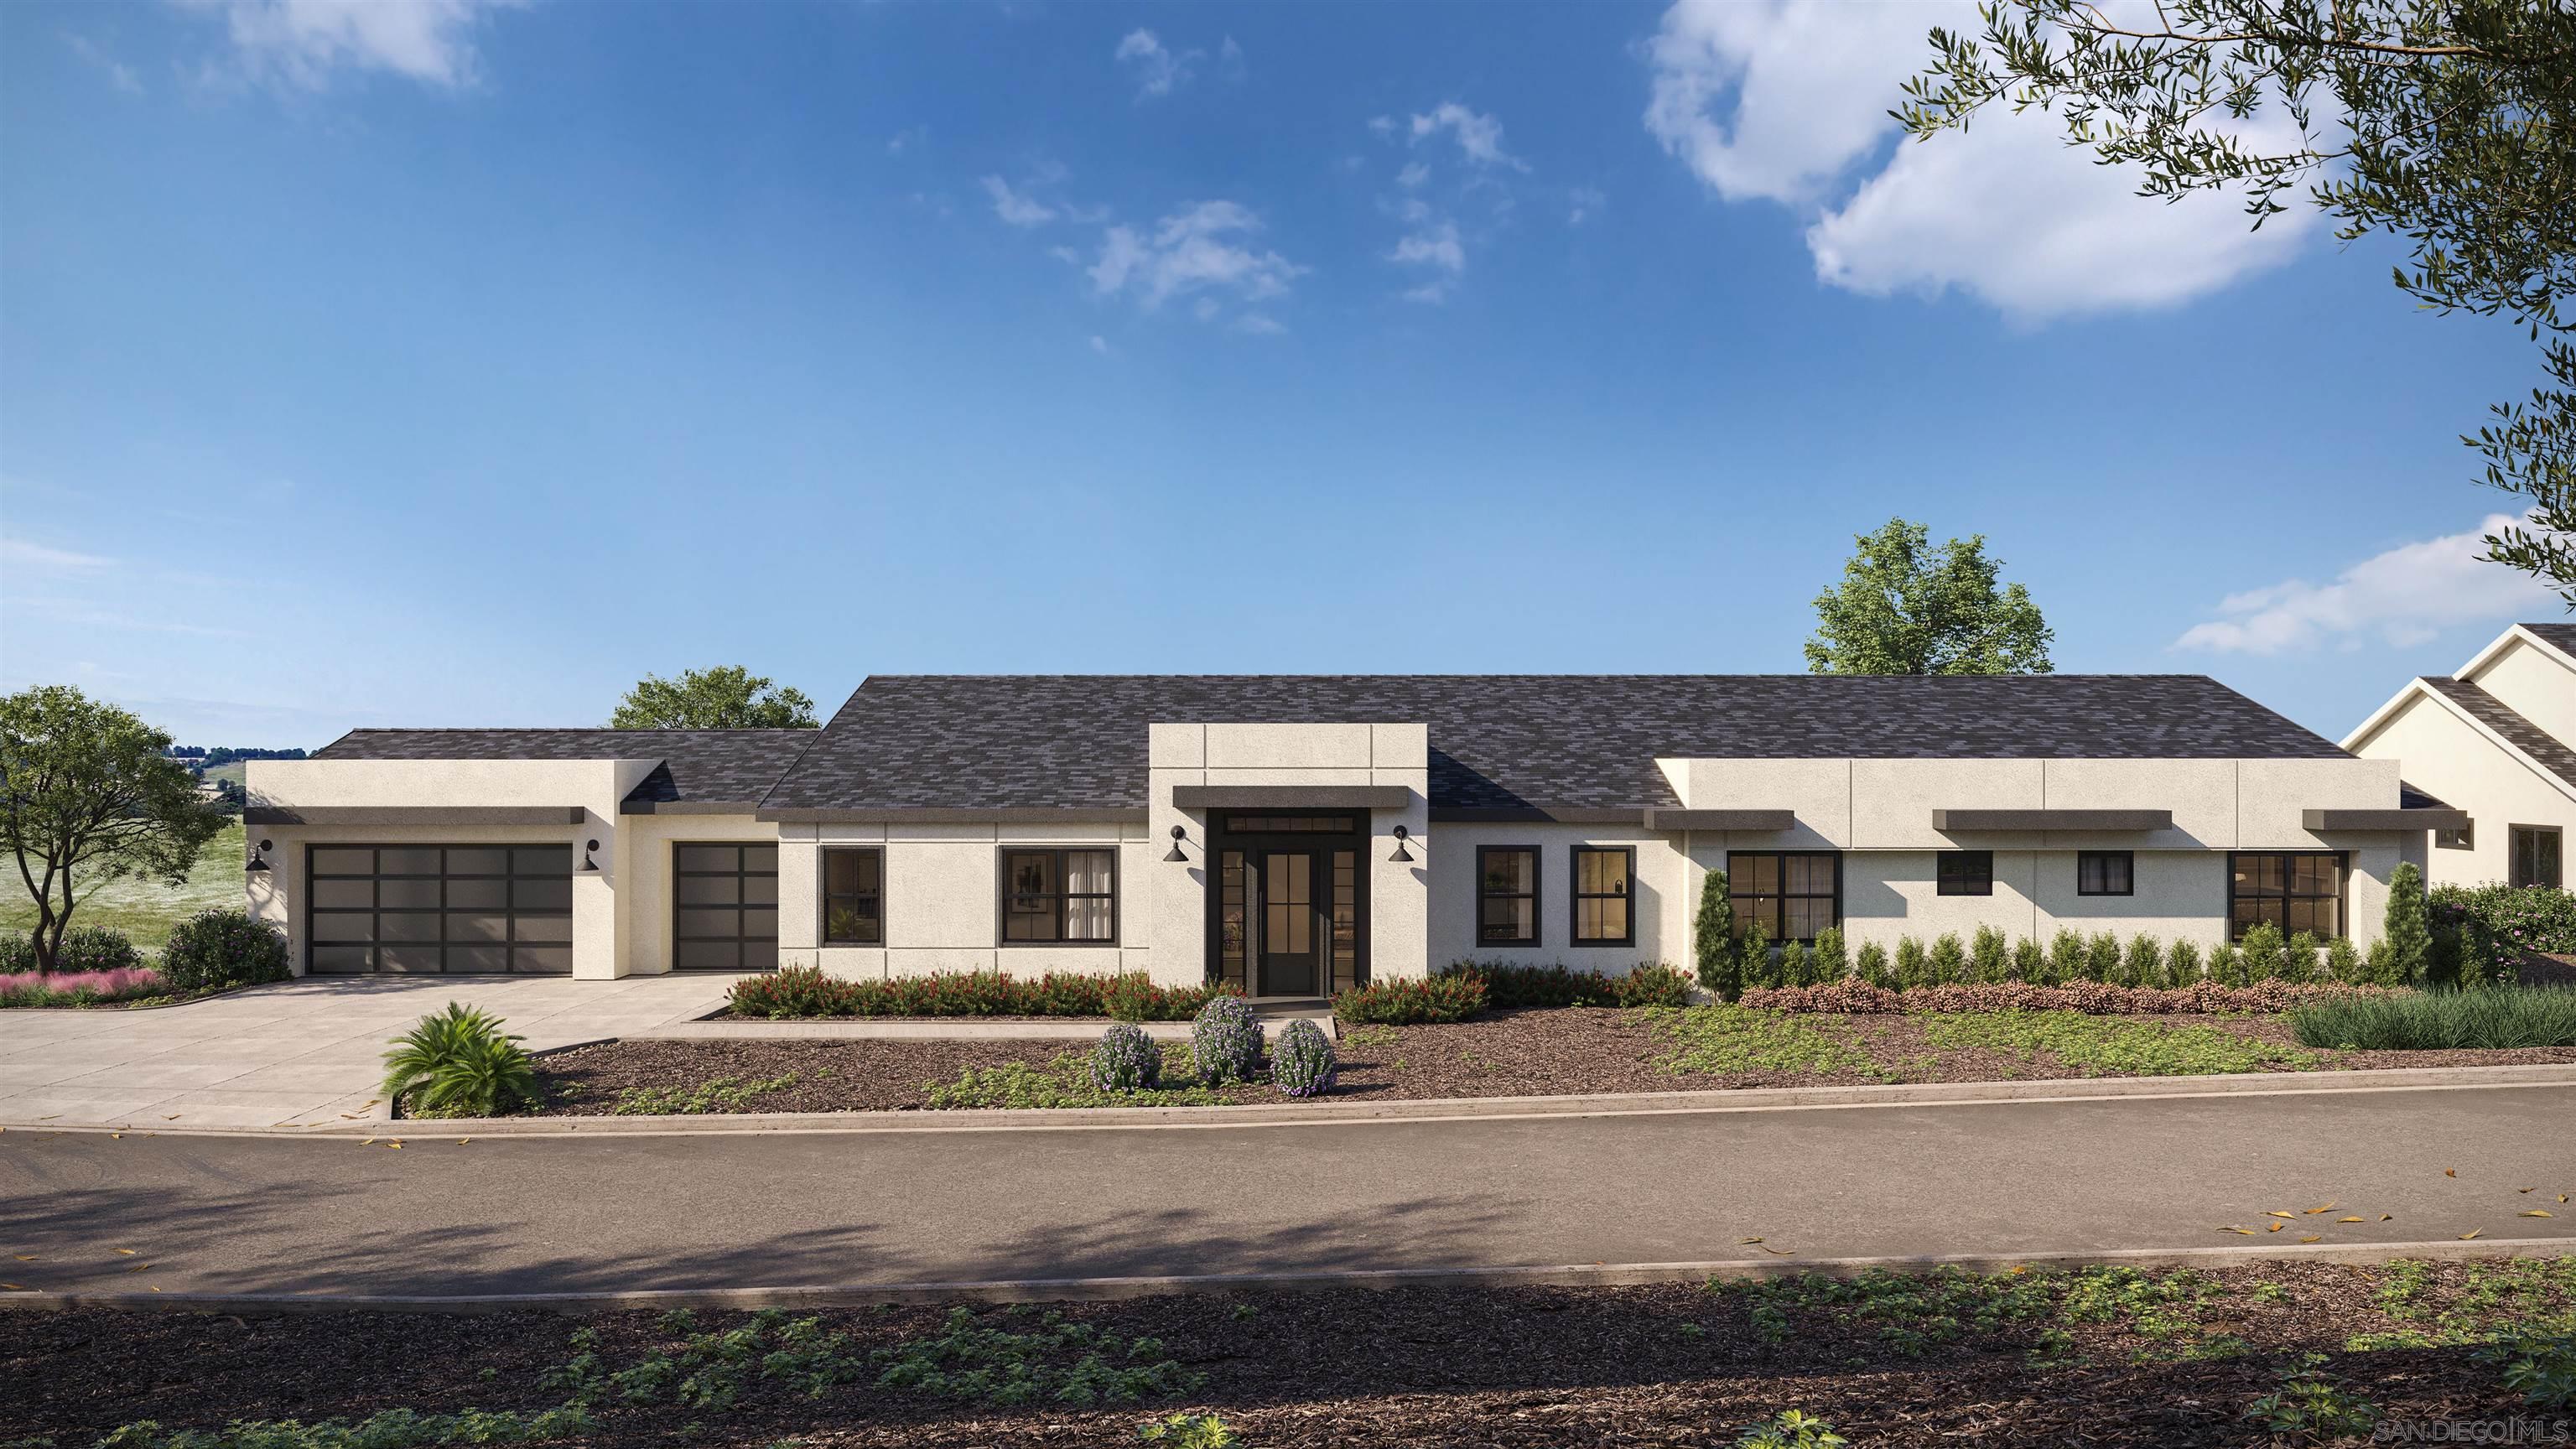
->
[[1441, 958, 1695, 1009], [1333, 974, 1488, 1025]]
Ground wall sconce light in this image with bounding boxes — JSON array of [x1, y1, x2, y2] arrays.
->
[[579, 839, 601, 873], [1163, 825, 1189, 863], [1388, 824, 1415, 863], [246, 839, 272, 874]]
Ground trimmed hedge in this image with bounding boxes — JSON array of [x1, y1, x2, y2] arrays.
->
[[1434, 959, 1693, 1010], [157, 909, 291, 992], [728, 966, 1233, 1022]]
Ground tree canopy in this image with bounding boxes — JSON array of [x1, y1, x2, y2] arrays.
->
[[1806, 518, 2055, 675], [610, 667, 819, 730], [1, 685, 226, 974], [1898, 0, 2576, 600]]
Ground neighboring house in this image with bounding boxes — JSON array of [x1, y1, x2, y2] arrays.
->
[[244, 674, 2451, 989], [2345, 622, 2576, 891]]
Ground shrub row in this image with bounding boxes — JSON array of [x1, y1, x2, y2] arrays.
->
[[1705, 918, 2406, 1003], [1332, 973, 1488, 1025], [2428, 882, 2576, 986], [1741, 978, 2395, 1016], [0, 910, 288, 1004], [727, 965, 1234, 1022], [1435, 959, 1695, 1010]]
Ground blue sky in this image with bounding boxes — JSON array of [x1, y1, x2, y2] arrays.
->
[[0, 0, 2561, 749]]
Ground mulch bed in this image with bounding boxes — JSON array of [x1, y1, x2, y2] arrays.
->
[[3, 1259, 2563, 1446], [526, 1008, 2576, 1116]]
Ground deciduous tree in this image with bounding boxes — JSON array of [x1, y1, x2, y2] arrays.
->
[[610, 666, 818, 730], [1806, 518, 2054, 674]]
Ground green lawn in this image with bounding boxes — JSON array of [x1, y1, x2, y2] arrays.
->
[[0, 820, 247, 956]]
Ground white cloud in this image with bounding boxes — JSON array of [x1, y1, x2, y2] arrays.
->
[[1115, 29, 1197, 99], [1233, 311, 1285, 335], [65, 34, 143, 93], [1085, 200, 1305, 313], [1644, 0, 2315, 320], [980, 175, 1058, 228], [2172, 515, 2561, 656], [1567, 186, 1604, 226], [1088, 335, 1110, 355], [1409, 102, 1526, 171], [886, 125, 927, 156], [1390, 219, 1464, 274], [2, 537, 114, 571], [1396, 161, 1431, 190], [179, 0, 522, 90]]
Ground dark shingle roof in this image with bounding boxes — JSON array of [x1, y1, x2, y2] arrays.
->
[[766, 674, 2345, 813], [2423, 678, 2576, 788], [314, 729, 818, 807], [2520, 621, 2576, 658]]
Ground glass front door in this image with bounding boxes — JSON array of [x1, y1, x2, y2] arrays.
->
[[1208, 818, 1365, 998], [1259, 851, 1319, 996]]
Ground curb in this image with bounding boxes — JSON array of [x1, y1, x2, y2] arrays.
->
[[3, 1239, 2567, 1317], [8, 1061, 2574, 1138]]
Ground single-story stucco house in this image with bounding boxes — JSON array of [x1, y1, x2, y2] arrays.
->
[[242, 673, 2459, 990], [2344, 621, 2576, 891]]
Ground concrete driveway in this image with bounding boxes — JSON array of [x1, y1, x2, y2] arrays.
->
[[0, 975, 744, 1129]]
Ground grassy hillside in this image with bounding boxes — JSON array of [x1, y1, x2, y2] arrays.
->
[[0, 822, 247, 955], [195, 761, 248, 788]]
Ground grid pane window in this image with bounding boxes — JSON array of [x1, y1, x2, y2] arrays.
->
[[1938, 851, 1993, 897], [2228, 852, 2345, 940], [1000, 849, 1117, 944], [305, 844, 573, 974], [823, 848, 883, 944], [1217, 850, 1249, 990], [672, 844, 781, 970], [1572, 847, 1633, 945], [1331, 850, 1360, 994], [1478, 847, 1539, 946], [1728, 852, 1840, 944], [2077, 851, 2134, 897]]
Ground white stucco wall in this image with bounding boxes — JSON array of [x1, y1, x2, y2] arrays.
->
[[776, 821, 1154, 982], [2470, 633, 2576, 748], [2349, 691, 2576, 888], [1428, 824, 1688, 971]]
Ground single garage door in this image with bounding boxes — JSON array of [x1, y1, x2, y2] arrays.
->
[[307, 844, 574, 974], [673, 843, 779, 970]]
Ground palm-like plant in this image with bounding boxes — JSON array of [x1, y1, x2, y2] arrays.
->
[[382, 1002, 538, 1118]]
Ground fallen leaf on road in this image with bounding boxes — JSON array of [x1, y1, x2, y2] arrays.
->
[[124, 1264, 150, 1273], [162, 1114, 180, 1121], [2520, 1187, 2535, 1194], [2460, 1229, 2483, 1240], [1761, 1246, 1794, 1256], [112, 1249, 135, 1256], [1, 1283, 22, 1291], [2521, 1210, 2555, 1218], [2445, 1169, 2457, 1177], [2338, 1216, 2366, 1223], [109, 1133, 122, 1140], [2305, 1204, 2335, 1214], [455, 1139, 470, 1145], [12, 1255, 34, 1262], [2268, 1223, 2285, 1232], [2299, 1235, 2321, 1243], [2220, 1227, 2256, 1235], [1739, 1238, 1763, 1245], [2382, 1215, 2395, 1222], [360, 1138, 376, 1145]]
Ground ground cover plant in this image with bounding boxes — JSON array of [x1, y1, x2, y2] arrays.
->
[[12, 1258, 2575, 1447], [1914, 1011, 2319, 1076], [0, 964, 166, 1008], [728, 965, 1232, 1022], [2292, 985, 2576, 1051]]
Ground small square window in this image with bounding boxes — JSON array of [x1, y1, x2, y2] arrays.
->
[[2512, 826, 2563, 889], [824, 847, 884, 945], [2076, 851, 2133, 896], [1937, 851, 1993, 896]]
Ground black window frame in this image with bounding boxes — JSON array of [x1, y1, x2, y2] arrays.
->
[[305, 843, 574, 975], [1727, 850, 1841, 945], [2226, 850, 2348, 941], [1569, 845, 1637, 947], [822, 845, 885, 946], [2511, 825, 2563, 889], [1937, 850, 1994, 897], [997, 846, 1119, 946], [1476, 845, 1541, 948], [672, 841, 782, 971], [2076, 850, 2135, 897]]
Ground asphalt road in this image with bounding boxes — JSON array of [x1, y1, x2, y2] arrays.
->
[[3, 1086, 2573, 1298]]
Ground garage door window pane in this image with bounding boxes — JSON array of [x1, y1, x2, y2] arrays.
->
[[678, 908, 739, 939], [514, 878, 573, 911], [446, 945, 512, 973], [741, 845, 778, 872], [675, 942, 738, 970], [379, 849, 443, 875], [312, 912, 374, 943], [310, 945, 373, 972], [312, 849, 376, 875], [678, 874, 740, 906], [676, 844, 739, 873], [514, 847, 574, 876], [380, 879, 441, 910], [741, 908, 779, 940], [512, 946, 573, 974], [741, 874, 779, 906], [379, 912, 441, 943], [446, 913, 509, 943], [513, 914, 573, 943], [313, 880, 374, 910], [381, 946, 444, 973], [445, 849, 509, 876], [444, 879, 507, 910]]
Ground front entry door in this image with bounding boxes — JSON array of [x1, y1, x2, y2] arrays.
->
[[1259, 850, 1321, 996]]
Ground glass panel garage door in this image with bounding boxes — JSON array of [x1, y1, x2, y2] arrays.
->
[[307, 845, 574, 974], [673, 843, 780, 970]]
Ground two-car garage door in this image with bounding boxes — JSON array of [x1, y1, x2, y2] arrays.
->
[[307, 845, 574, 974]]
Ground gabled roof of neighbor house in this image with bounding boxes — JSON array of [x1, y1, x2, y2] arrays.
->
[[761, 674, 2344, 814], [2418, 678, 2576, 791], [2521, 622, 2576, 658], [312, 729, 820, 808]]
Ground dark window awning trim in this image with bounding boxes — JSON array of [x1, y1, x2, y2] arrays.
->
[[621, 799, 767, 816], [1171, 786, 1413, 810], [1642, 808, 1797, 832], [2303, 808, 2474, 831], [1931, 808, 2174, 832], [759, 807, 1150, 824], [1427, 806, 1642, 824], [244, 806, 586, 826]]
